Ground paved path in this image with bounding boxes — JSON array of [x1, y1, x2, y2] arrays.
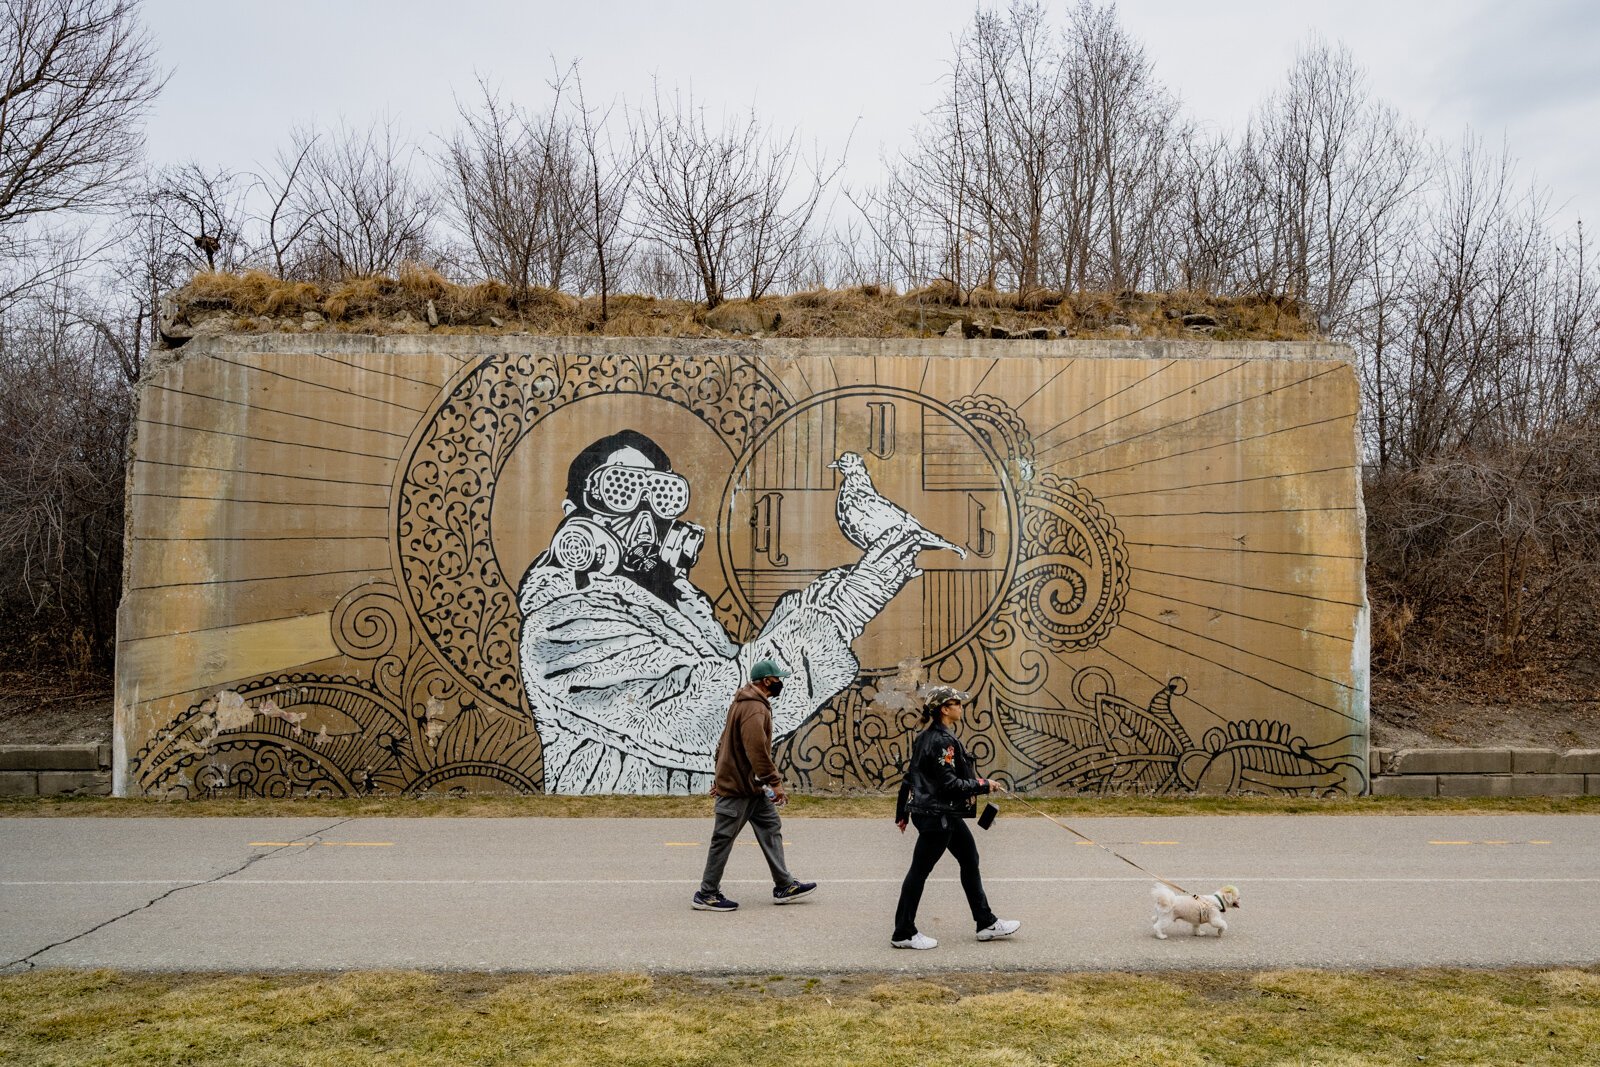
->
[[2, 814, 1597, 973]]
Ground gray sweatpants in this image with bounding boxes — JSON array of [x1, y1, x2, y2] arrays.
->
[[699, 794, 793, 894]]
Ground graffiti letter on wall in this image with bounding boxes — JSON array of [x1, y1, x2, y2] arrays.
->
[[751, 491, 788, 567], [867, 401, 896, 460], [968, 494, 996, 559]]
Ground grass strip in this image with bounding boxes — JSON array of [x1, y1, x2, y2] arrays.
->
[[2, 967, 1596, 1066], [3, 794, 1597, 818]]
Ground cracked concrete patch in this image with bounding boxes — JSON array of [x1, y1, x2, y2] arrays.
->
[[0, 817, 354, 973]]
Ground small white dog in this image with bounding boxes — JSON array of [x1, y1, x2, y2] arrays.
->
[[1151, 884, 1240, 939]]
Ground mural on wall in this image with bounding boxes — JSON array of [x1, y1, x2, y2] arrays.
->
[[518, 431, 957, 793], [121, 340, 1368, 798]]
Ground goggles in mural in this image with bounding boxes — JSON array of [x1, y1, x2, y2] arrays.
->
[[585, 464, 691, 519]]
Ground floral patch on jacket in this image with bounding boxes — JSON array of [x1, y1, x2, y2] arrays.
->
[[938, 745, 955, 767]]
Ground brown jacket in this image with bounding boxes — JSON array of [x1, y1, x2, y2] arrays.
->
[[712, 682, 781, 797]]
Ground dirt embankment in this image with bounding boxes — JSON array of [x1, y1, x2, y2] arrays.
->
[[1370, 663, 1600, 751], [0, 673, 111, 745]]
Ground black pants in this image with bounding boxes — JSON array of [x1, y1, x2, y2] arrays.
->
[[892, 811, 997, 941]]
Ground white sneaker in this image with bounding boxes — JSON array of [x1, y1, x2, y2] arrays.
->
[[890, 933, 938, 950], [976, 919, 1021, 941]]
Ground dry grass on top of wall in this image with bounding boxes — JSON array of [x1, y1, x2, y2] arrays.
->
[[166, 267, 1318, 345]]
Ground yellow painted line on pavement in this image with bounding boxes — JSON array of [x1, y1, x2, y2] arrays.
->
[[1529, 840, 1552, 845], [1075, 841, 1096, 846], [248, 842, 394, 848], [1482, 840, 1510, 845]]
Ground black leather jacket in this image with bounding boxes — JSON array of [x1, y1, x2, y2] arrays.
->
[[895, 722, 991, 820]]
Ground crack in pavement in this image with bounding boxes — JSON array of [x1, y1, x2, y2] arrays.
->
[[0, 817, 355, 974]]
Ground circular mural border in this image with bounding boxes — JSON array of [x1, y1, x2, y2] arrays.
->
[[392, 349, 787, 716], [716, 384, 1023, 676]]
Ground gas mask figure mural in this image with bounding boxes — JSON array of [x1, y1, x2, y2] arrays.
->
[[542, 434, 707, 603], [518, 430, 957, 794]]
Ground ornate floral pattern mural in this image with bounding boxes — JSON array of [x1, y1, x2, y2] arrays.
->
[[121, 337, 1367, 797]]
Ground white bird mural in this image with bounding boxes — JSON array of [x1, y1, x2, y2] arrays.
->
[[828, 451, 968, 558]]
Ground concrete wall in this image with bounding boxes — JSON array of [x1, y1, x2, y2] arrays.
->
[[117, 336, 1368, 797]]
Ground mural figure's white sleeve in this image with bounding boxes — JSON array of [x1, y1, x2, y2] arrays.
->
[[519, 518, 932, 793]]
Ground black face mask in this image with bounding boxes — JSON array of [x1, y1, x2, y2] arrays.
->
[[765, 678, 784, 697]]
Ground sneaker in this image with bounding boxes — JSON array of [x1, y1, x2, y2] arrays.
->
[[772, 880, 817, 904], [976, 918, 1021, 941], [891, 933, 938, 950], [692, 890, 739, 912]]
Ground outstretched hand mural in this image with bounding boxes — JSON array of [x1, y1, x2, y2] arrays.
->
[[122, 340, 1369, 798]]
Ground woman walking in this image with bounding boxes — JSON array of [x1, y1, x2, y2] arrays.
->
[[891, 685, 1021, 950]]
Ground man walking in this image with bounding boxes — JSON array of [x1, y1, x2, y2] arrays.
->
[[693, 660, 818, 912]]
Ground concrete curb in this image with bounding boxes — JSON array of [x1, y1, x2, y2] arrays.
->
[[1369, 747, 1600, 797], [0, 744, 113, 797]]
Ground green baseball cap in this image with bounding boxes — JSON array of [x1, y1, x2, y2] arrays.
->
[[750, 659, 791, 681]]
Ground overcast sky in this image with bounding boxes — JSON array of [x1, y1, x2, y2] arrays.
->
[[138, 0, 1597, 229]]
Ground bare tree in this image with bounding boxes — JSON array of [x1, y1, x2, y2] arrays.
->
[[856, 2, 1181, 297], [1362, 132, 1600, 667], [288, 118, 437, 279], [857, 3, 1056, 297], [1162, 127, 1266, 293], [1247, 38, 1421, 330], [0, 0, 163, 303], [0, 280, 131, 670], [1060, 0, 1182, 292], [960, 2, 1068, 293], [571, 69, 634, 319], [627, 243, 697, 301], [1369, 426, 1600, 663], [251, 137, 321, 278], [147, 162, 247, 273], [852, 103, 984, 295], [631, 88, 759, 309], [631, 87, 834, 308], [440, 74, 585, 293], [0, 0, 162, 226], [842, 173, 936, 291], [735, 132, 838, 302], [1383, 139, 1538, 465]]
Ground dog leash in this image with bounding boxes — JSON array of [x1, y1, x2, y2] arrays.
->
[[1006, 792, 1192, 897]]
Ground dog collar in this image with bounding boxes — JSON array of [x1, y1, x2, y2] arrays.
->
[[1211, 892, 1227, 912]]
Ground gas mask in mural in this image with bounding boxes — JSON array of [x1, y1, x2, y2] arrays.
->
[[542, 435, 706, 602]]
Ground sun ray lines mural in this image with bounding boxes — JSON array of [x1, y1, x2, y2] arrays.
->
[[118, 336, 1368, 798]]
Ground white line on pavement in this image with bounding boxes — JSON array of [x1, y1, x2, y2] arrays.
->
[[5, 876, 1600, 886]]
